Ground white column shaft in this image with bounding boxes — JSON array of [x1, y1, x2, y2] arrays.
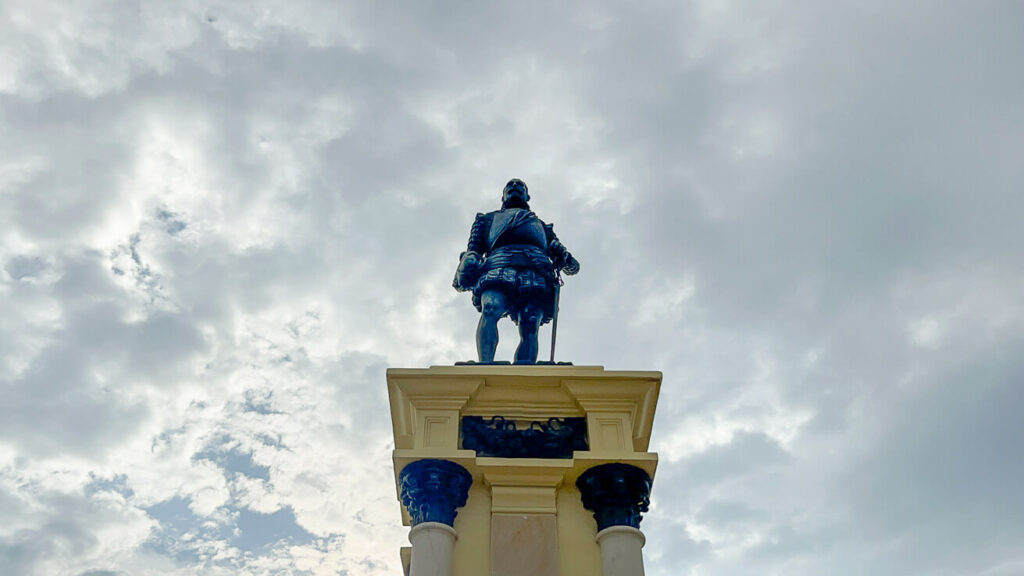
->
[[596, 525, 646, 576], [408, 522, 458, 576]]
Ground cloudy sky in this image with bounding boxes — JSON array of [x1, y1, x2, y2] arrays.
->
[[2, 1, 1023, 575]]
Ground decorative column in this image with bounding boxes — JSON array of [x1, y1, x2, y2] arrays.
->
[[577, 463, 653, 576], [399, 459, 473, 576]]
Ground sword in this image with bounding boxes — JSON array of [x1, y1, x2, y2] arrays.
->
[[549, 270, 563, 363]]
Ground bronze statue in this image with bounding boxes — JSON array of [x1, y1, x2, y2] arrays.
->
[[453, 179, 579, 364]]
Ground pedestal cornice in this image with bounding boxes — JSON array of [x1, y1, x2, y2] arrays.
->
[[387, 366, 661, 452]]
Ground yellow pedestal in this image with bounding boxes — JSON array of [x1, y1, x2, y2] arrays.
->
[[388, 365, 661, 576]]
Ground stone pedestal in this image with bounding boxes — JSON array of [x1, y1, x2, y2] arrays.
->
[[490, 514, 559, 576], [387, 365, 661, 576]]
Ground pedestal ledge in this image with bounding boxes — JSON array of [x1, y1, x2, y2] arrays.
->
[[388, 365, 661, 453]]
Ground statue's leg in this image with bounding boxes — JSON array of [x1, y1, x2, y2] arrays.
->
[[477, 290, 509, 363], [514, 303, 543, 364]]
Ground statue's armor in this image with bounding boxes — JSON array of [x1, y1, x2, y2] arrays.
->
[[454, 207, 572, 325], [490, 208, 547, 250]]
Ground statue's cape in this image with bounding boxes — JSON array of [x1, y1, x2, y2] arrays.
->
[[489, 209, 539, 249]]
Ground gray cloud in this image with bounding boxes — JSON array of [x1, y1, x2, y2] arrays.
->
[[1, 1, 1022, 574]]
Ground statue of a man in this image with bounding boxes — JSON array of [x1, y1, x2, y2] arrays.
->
[[453, 179, 580, 364]]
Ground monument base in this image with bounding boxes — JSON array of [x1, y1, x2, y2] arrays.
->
[[387, 365, 661, 576]]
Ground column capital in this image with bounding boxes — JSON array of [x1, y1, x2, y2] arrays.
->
[[400, 459, 473, 526], [576, 463, 652, 531]]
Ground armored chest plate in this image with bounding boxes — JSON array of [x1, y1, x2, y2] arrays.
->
[[490, 209, 547, 249]]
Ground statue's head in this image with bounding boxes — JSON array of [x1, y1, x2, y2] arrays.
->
[[501, 179, 530, 210]]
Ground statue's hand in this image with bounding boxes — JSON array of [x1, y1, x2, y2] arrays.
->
[[549, 239, 579, 275], [461, 251, 481, 269], [453, 251, 483, 291], [563, 253, 580, 275]]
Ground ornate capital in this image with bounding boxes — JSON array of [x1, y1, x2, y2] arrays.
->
[[576, 463, 652, 531], [399, 459, 473, 526]]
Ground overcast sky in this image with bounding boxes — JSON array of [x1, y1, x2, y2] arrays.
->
[[2, 1, 1023, 575]]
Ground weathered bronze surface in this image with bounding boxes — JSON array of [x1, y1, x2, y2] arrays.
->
[[453, 179, 579, 364]]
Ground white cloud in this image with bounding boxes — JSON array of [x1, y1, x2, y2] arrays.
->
[[2, 1, 1024, 574]]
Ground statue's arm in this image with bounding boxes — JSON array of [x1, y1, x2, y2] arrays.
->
[[453, 213, 489, 291], [545, 224, 580, 276], [466, 212, 488, 255]]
